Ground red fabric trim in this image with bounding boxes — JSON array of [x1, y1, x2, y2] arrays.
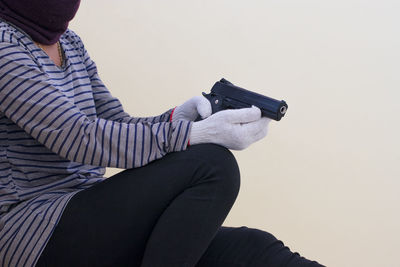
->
[[170, 106, 177, 122], [188, 139, 190, 146]]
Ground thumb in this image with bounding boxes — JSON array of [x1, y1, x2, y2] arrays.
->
[[196, 95, 212, 119], [226, 105, 261, 124]]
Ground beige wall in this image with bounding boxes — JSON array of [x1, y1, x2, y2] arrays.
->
[[70, 1, 400, 266]]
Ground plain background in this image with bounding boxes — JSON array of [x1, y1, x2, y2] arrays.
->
[[70, 1, 399, 266]]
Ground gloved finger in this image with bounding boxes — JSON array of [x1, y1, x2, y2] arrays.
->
[[196, 95, 212, 119], [226, 105, 261, 124], [239, 116, 270, 139], [175, 97, 195, 114], [252, 117, 271, 142]]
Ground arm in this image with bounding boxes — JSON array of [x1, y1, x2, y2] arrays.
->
[[0, 40, 192, 169], [80, 38, 173, 124]]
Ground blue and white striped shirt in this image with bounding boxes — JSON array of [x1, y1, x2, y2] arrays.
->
[[0, 19, 192, 267]]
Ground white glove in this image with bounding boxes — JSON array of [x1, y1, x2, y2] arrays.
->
[[189, 105, 271, 150], [171, 95, 212, 122]]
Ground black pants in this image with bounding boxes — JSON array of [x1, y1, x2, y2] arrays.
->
[[35, 143, 325, 267]]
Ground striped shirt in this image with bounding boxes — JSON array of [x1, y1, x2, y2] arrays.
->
[[0, 19, 192, 267]]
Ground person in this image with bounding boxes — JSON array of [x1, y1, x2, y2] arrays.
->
[[0, 0, 325, 266]]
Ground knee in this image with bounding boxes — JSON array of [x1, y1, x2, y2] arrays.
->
[[191, 143, 241, 198], [235, 226, 283, 255], [238, 226, 279, 245]]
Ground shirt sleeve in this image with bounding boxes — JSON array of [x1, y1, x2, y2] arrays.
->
[[80, 38, 173, 124], [0, 41, 193, 169]]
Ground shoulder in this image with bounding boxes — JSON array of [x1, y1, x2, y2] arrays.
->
[[0, 19, 39, 65], [0, 20, 27, 47], [62, 28, 87, 60], [0, 20, 36, 65]]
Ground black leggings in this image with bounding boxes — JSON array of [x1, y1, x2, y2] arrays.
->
[[35, 143, 325, 267]]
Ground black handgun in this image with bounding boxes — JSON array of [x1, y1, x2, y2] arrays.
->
[[195, 78, 288, 122]]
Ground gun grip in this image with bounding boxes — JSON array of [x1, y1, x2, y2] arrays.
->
[[194, 114, 203, 122]]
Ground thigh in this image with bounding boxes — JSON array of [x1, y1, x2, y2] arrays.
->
[[196, 226, 326, 267], [36, 143, 235, 267]]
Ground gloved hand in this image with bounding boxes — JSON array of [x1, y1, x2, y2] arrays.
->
[[170, 95, 212, 123], [189, 105, 271, 150]]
